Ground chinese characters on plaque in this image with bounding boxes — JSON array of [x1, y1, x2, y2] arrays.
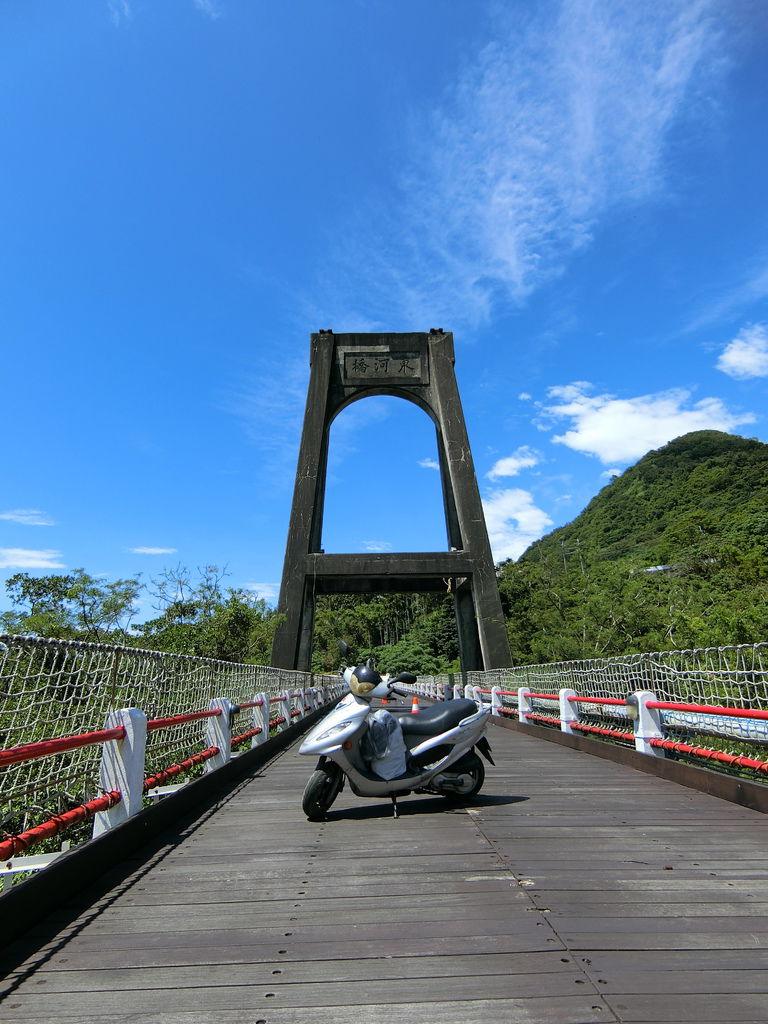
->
[[343, 352, 425, 384]]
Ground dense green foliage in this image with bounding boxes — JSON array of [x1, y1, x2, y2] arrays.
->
[[1, 569, 141, 643], [3, 431, 765, 670], [1, 565, 281, 664], [310, 592, 460, 675], [499, 431, 768, 662]]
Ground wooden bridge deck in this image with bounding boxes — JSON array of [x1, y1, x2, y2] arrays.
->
[[2, 723, 768, 1024]]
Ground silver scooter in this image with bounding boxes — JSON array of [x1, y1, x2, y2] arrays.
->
[[298, 644, 494, 819]]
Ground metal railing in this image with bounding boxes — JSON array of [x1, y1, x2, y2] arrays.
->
[[0, 635, 344, 882], [400, 642, 768, 783]]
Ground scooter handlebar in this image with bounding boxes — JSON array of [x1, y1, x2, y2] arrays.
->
[[387, 684, 410, 698]]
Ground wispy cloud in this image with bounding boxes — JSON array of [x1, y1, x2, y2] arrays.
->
[[418, 458, 440, 471], [0, 509, 55, 526], [364, 540, 393, 553], [245, 582, 279, 604], [486, 446, 541, 481], [687, 257, 768, 332], [320, 0, 721, 327], [0, 548, 65, 569], [107, 0, 132, 26], [716, 323, 768, 379], [129, 547, 178, 555], [109, 0, 219, 25], [539, 381, 755, 463], [193, 0, 222, 18], [223, 354, 308, 485], [482, 489, 554, 563]]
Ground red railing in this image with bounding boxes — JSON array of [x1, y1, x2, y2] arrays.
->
[[0, 727, 127, 768], [143, 747, 221, 791], [0, 791, 122, 862], [1, 681, 342, 873], [146, 709, 222, 732], [646, 700, 768, 720], [649, 738, 768, 772], [480, 682, 768, 781]]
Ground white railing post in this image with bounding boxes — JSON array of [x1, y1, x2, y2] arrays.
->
[[92, 708, 147, 837], [559, 688, 579, 734], [472, 685, 483, 709], [491, 686, 503, 717], [453, 682, 463, 700], [464, 684, 474, 699], [518, 687, 533, 725], [627, 690, 666, 757], [278, 691, 291, 732], [253, 692, 270, 745], [205, 697, 233, 772]]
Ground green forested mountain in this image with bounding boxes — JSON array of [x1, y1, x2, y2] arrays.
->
[[499, 431, 768, 663], [3, 432, 766, 672]]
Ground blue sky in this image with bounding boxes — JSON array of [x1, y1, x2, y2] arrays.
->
[[2, 0, 767, 622]]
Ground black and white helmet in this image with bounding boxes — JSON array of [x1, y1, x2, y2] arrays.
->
[[349, 664, 382, 697]]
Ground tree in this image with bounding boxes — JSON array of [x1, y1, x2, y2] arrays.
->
[[1, 570, 141, 642], [134, 565, 282, 662]]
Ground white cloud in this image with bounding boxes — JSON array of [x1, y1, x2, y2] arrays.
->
[[129, 547, 178, 555], [108, 0, 131, 26], [482, 489, 554, 562], [245, 582, 279, 603], [0, 548, 65, 569], [486, 446, 541, 481], [716, 324, 768, 379], [320, 1, 721, 326], [541, 382, 755, 464], [0, 509, 55, 526], [193, 0, 221, 18], [601, 468, 622, 480], [418, 458, 440, 470], [224, 353, 308, 484], [518, 393, 532, 401], [364, 541, 393, 552]]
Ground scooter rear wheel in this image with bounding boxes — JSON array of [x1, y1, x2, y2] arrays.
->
[[302, 764, 343, 821], [441, 750, 485, 801]]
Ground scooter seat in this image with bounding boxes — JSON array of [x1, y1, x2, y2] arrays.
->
[[398, 698, 479, 737]]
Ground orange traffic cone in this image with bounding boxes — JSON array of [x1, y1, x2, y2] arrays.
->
[[411, 694, 420, 714]]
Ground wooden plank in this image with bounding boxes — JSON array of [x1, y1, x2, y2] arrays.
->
[[0, 997, 610, 1024], [2, 934, 562, 975], [577, 948, 768, 972], [0, 971, 600, 1014], [6, 953, 584, 994], [603, 993, 768, 1022]]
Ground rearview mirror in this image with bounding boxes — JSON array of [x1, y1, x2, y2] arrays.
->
[[392, 671, 417, 685]]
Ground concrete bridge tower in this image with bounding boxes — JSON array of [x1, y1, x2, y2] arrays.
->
[[271, 329, 511, 673]]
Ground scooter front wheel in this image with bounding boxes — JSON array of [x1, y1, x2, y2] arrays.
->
[[302, 763, 343, 821]]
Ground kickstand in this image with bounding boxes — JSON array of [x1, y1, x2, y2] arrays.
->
[[390, 794, 399, 819]]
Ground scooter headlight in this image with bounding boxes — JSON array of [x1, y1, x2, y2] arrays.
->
[[315, 717, 358, 742]]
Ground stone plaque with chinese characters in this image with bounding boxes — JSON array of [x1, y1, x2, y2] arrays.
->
[[342, 351, 428, 385]]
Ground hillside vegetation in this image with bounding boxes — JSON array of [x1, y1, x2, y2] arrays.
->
[[499, 431, 768, 663], [2, 432, 766, 671]]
